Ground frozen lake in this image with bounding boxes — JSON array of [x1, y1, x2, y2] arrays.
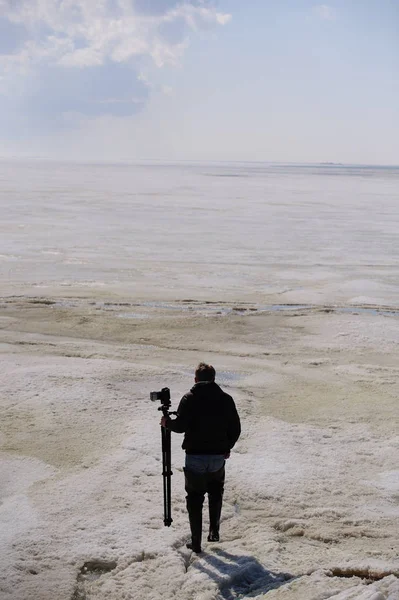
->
[[1, 161, 399, 600], [1, 160, 399, 305]]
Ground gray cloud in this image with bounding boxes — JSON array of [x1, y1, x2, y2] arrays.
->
[[134, 0, 204, 16], [26, 63, 148, 118], [0, 17, 27, 54], [134, 0, 185, 15]]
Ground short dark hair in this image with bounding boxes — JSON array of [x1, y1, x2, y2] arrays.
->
[[195, 362, 216, 382]]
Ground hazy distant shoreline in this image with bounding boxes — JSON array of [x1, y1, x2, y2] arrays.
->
[[1, 156, 399, 169]]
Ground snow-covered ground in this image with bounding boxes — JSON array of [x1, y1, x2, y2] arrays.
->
[[1, 161, 398, 599], [1, 298, 398, 599]]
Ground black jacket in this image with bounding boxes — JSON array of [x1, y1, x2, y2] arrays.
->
[[167, 381, 241, 455]]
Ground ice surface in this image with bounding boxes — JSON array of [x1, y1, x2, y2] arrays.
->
[[1, 160, 399, 305], [0, 161, 398, 599]]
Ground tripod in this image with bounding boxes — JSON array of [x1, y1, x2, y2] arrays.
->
[[151, 387, 176, 526], [160, 403, 173, 526]]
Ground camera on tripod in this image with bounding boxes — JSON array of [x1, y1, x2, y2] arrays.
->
[[150, 387, 171, 408]]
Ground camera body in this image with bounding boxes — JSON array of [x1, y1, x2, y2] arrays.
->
[[150, 387, 171, 407]]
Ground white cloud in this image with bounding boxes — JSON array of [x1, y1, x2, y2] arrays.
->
[[1, 1, 231, 71], [313, 4, 336, 21], [165, 4, 232, 29], [161, 85, 173, 96], [0, 1, 231, 123]]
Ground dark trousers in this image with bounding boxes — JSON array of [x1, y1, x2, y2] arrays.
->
[[184, 465, 225, 548]]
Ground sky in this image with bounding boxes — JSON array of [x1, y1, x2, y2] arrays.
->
[[0, 0, 398, 164]]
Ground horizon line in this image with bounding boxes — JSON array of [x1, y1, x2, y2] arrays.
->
[[0, 156, 398, 169]]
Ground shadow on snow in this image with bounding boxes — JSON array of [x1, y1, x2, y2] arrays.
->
[[193, 548, 294, 599]]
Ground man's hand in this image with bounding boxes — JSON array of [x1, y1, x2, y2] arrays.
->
[[160, 416, 168, 428], [224, 451, 230, 459]]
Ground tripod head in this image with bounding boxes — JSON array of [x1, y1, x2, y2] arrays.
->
[[150, 387, 176, 417]]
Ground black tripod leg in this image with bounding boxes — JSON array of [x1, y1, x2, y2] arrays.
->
[[161, 425, 173, 526]]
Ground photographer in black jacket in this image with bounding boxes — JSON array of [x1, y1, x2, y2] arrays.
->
[[161, 363, 241, 553]]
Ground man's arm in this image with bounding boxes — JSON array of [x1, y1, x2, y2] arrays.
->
[[227, 400, 241, 450], [161, 394, 191, 433]]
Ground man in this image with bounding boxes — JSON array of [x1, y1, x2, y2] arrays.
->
[[161, 362, 241, 553]]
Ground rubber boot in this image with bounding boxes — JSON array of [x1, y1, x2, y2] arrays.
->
[[184, 468, 206, 553], [186, 494, 203, 553], [207, 466, 225, 542], [207, 494, 222, 541]]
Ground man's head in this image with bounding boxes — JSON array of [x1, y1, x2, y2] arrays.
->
[[195, 362, 216, 383]]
